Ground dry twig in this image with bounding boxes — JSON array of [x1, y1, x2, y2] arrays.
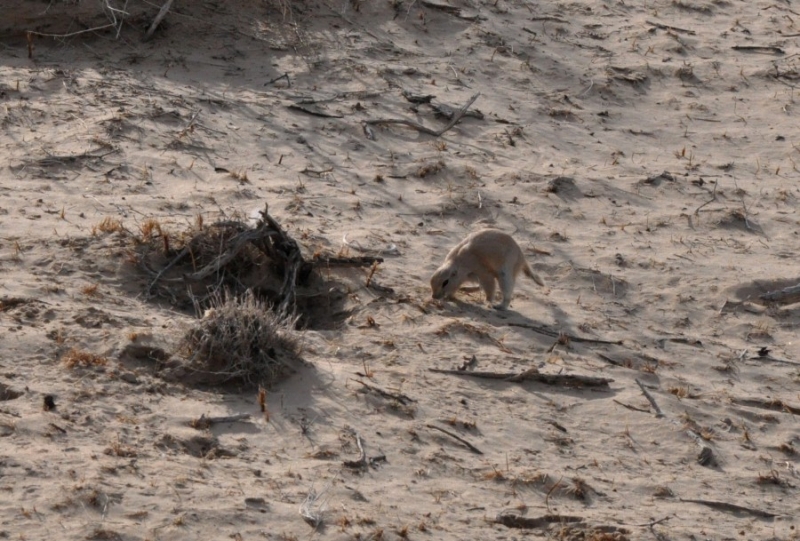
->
[[635, 379, 665, 417], [364, 93, 481, 137], [679, 498, 777, 518], [429, 368, 613, 389], [354, 380, 415, 405], [507, 323, 622, 345], [426, 423, 483, 454], [144, 0, 175, 41]]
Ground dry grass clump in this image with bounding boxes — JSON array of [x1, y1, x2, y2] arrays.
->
[[178, 290, 301, 386], [92, 217, 126, 236], [61, 348, 109, 368]]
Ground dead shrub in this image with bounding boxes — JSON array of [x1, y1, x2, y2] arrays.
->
[[177, 290, 302, 386], [61, 348, 109, 368]]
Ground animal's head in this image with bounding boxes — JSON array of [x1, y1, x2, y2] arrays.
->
[[430, 266, 459, 299]]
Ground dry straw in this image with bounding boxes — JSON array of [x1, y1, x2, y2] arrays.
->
[[178, 289, 301, 386]]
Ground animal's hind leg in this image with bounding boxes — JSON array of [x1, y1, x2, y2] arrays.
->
[[476, 272, 497, 305], [492, 267, 517, 310]]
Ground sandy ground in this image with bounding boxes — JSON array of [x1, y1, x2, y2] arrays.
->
[[2, 0, 800, 539]]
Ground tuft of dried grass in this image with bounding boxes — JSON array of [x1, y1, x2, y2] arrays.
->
[[61, 348, 109, 368], [92, 217, 125, 236], [178, 290, 301, 386]]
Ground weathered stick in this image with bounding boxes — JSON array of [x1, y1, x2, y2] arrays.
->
[[749, 354, 800, 367], [183, 229, 277, 282], [313, 255, 385, 267], [364, 93, 480, 137], [429, 368, 613, 389], [146, 246, 190, 295], [732, 45, 784, 55], [694, 180, 719, 216], [288, 104, 344, 118], [190, 413, 250, 429], [343, 431, 368, 469], [679, 498, 777, 518], [29, 148, 118, 167], [645, 20, 696, 35], [612, 399, 649, 413], [354, 380, 415, 405], [760, 283, 800, 304], [635, 379, 665, 417], [265, 73, 291, 87], [529, 16, 569, 23], [420, 0, 462, 14], [507, 323, 622, 345], [596, 353, 626, 367], [732, 397, 800, 415], [426, 423, 483, 455], [144, 0, 174, 41], [495, 513, 583, 529]]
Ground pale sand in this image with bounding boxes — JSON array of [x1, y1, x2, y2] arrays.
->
[[1, 1, 799, 539]]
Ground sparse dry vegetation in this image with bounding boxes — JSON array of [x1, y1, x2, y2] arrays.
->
[[177, 290, 301, 386], [2, 1, 799, 539], [61, 348, 109, 368]]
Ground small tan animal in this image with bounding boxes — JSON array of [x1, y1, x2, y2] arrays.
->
[[430, 229, 545, 310]]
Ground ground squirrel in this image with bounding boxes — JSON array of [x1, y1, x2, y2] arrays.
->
[[430, 229, 545, 310]]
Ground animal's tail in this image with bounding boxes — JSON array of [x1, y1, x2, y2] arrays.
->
[[523, 263, 545, 287]]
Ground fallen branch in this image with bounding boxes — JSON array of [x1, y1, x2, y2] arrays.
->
[[426, 423, 483, 455], [146, 246, 190, 295], [265, 73, 291, 87], [141, 204, 310, 318], [364, 93, 480, 137], [288, 104, 344, 118], [430, 101, 485, 120], [749, 354, 800, 367], [354, 380, 415, 405], [732, 397, 800, 415], [507, 323, 622, 345], [401, 90, 435, 104], [694, 180, 719, 216], [257, 207, 306, 319], [429, 368, 613, 389], [645, 20, 696, 35], [183, 229, 277, 282], [529, 16, 569, 23], [190, 413, 251, 430], [679, 498, 777, 518], [27, 148, 118, 168], [313, 255, 385, 267], [612, 399, 650, 413], [760, 283, 800, 304], [495, 513, 583, 529], [300, 166, 334, 176], [144, 0, 175, 42], [596, 353, 626, 367], [635, 379, 665, 417], [343, 430, 368, 469], [732, 45, 784, 55]]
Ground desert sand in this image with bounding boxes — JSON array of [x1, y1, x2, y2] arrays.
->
[[1, 0, 800, 539]]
